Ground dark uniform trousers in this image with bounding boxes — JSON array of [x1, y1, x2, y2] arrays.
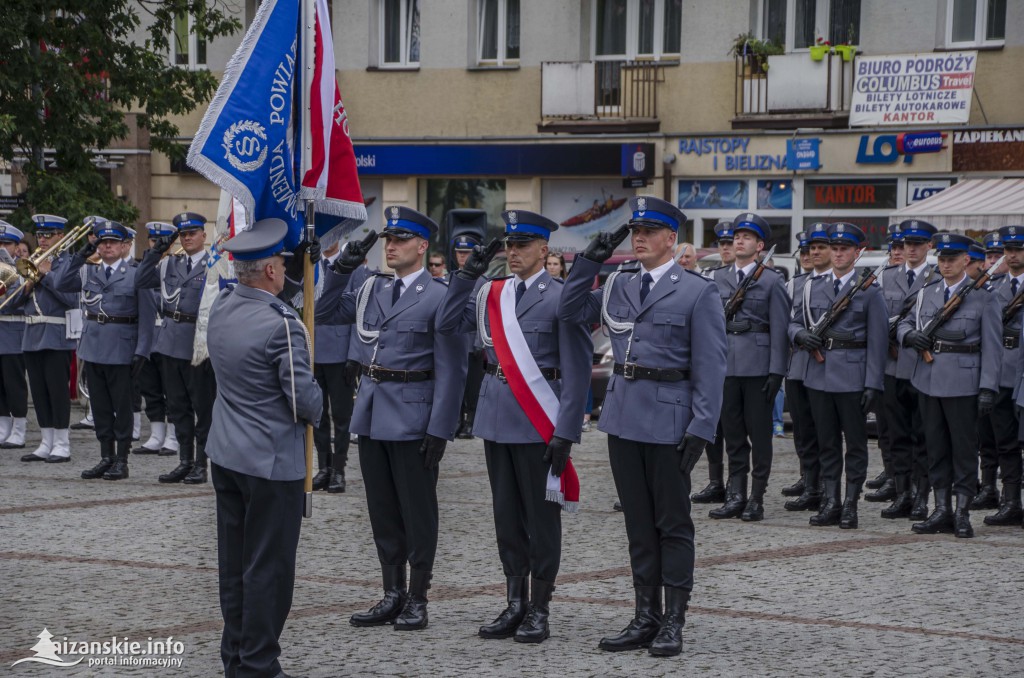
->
[[806, 389, 868, 485], [0, 354, 28, 418], [483, 441, 562, 582], [608, 435, 695, 591], [312, 362, 354, 468], [704, 421, 724, 466], [359, 436, 439, 572], [212, 463, 302, 678], [983, 388, 1023, 486], [785, 378, 819, 481], [874, 395, 891, 470], [978, 410, 998, 479], [923, 395, 979, 497], [721, 376, 773, 483], [161, 355, 216, 447], [462, 350, 485, 422], [885, 376, 929, 480], [137, 353, 167, 423], [24, 349, 71, 428], [85, 362, 134, 442]]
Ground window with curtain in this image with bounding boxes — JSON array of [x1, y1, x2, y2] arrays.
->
[[382, 0, 420, 66], [594, 0, 681, 60], [828, 0, 860, 45], [764, 0, 787, 46], [478, 0, 520, 64], [950, 0, 1005, 44]]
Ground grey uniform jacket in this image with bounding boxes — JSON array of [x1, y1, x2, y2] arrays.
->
[[135, 251, 208, 361], [13, 254, 79, 352], [315, 267, 467, 442], [713, 265, 791, 378], [883, 263, 936, 380], [557, 256, 726, 445], [789, 275, 888, 393], [437, 272, 593, 444], [314, 263, 371, 365], [982, 275, 1024, 390], [786, 272, 812, 381], [206, 284, 323, 481], [51, 255, 153, 365], [0, 279, 25, 355], [896, 280, 1000, 398]]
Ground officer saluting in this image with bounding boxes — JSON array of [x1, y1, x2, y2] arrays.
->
[[204, 218, 322, 678], [315, 206, 466, 631], [558, 196, 726, 657], [437, 210, 591, 644]]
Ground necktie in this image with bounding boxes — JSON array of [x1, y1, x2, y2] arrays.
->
[[1013, 278, 1019, 297], [186, 257, 193, 274], [392, 279, 403, 305], [907, 269, 915, 288], [833, 277, 841, 296], [105, 266, 112, 280], [640, 273, 654, 304], [944, 286, 951, 303], [515, 281, 526, 306], [737, 269, 745, 285]]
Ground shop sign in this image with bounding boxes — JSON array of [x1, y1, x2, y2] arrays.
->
[[850, 51, 977, 126], [678, 137, 786, 172], [907, 179, 952, 204], [786, 138, 821, 171], [952, 128, 1024, 172], [804, 179, 898, 210], [898, 132, 945, 154]]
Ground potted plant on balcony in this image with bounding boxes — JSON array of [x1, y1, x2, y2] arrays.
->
[[729, 32, 784, 75], [809, 37, 831, 61], [834, 24, 857, 61]]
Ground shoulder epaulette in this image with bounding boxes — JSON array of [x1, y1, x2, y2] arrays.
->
[[794, 271, 810, 279], [884, 264, 899, 271], [617, 266, 641, 274], [990, 273, 1006, 282], [373, 272, 394, 279], [684, 268, 711, 281], [704, 264, 727, 273], [549, 277, 564, 284], [922, 279, 942, 289], [431, 277, 449, 287], [270, 302, 296, 318]]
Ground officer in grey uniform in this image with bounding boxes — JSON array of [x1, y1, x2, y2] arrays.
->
[[205, 218, 322, 678], [135, 212, 217, 484], [15, 215, 80, 463], [0, 222, 29, 449], [437, 210, 591, 644], [52, 220, 153, 480], [791, 223, 887, 528], [897, 232, 1001, 538], [316, 206, 466, 632], [709, 213, 790, 522], [558, 196, 727, 658], [447, 210, 489, 440]]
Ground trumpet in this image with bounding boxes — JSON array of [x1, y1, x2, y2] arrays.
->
[[16, 218, 95, 284]]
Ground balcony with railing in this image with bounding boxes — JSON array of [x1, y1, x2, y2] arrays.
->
[[732, 51, 854, 129], [538, 61, 664, 133]]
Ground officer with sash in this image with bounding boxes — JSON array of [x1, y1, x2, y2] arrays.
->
[[791, 223, 887, 528], [437, 210, 591, 644], [52, 220, 153, 480], [0, 222, 29, 450], [897, 232, 1000, 538], [316, 206, 466, 632], [558, 196, 726, 657], [708, 213, 790, 522]]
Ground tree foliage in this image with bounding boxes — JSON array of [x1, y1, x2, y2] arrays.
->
[[0, 0, 241, 227]]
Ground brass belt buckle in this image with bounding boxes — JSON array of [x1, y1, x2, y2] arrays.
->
[[622, 362, 637, 380], [368, 364, 381, 383]]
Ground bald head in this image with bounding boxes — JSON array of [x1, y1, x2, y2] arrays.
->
[[676, 242, 697, 270]]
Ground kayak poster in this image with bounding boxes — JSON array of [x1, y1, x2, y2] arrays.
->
[[677, 180, 749, 210], [541, 179, 635, 254]]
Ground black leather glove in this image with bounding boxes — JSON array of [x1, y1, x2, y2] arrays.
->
[[420, 434, 447, 469], [794, 329, 823, 350], [582, 224, 631, 263], [333, 231, 379, 274], [860, 387, 880, 415], [343, 359, 361, 388], [285, 240, 321, 281], [79, 240, 98, 260], [151, 231, 179, 255], [542, 435, 573, 477], [903, 330, 932, 351], [456, 239, 502, 281], [131, 355, 147, 378], [762, 373, 784, 402], [676, 433, 708, 476], [978, 388, 996, 416]]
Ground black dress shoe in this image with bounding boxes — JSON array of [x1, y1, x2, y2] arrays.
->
[[20, 452, 48, 462], [132, 445, 161, 455], [599, 586, 662, 652], [394, 569, 430, 631], [44, 455, 70, 463], [82, 458, 114, 479], [648, 588, 688, 657], [1, 441, 26, 449], [70, 422, 94, 430], [479, 577, 527, 639], [182, 464, 207, 484], [865, 470, 888, 490], [311, 468, 330, 491], [613, 501, 623, 512], [513, 578, 553, 644], [326, 468, 346, 493], [780, 476, 805, 497], [864, 477, 896, 502]]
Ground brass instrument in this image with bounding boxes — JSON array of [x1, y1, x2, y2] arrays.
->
[[16, 218, 95, 284], [0, 261, 19, 297]]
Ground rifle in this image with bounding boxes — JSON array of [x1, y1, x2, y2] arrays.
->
[[1002, 280, 1024, 326], [919, 255, 1005, 363], [887, 265, 936, 358], [723, 244, 777, 320], [807, 261, 887, 363]]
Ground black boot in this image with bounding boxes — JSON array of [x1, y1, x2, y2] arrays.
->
[[102, 441, 131, 480], [953, 492, 974, 538], [865, 476, 897, 503], [709, 475, 746, 519], [691, 463, 725, 504], [909, 477, 931, 521], [479, 576, 528, 639], [514, 578, 553, 644], [969, 468, 999, 510], [311, 468, 330, 491], [326, 467, 346, 493], [182, 444, 208, 484], [457, 410, 475, 440], [599, 586, 663, 652], [984, 483, 1023, 526], [394, 568, 430, 630], [809, 480, 842, 526], [648, 588, 688, 657], [839, 481, 861, 529], [350, 565, 407, 627], [912, 488, 954, 534], [159, 439, 194, 484], [865, 469, 889, 490], [881, 474, 914, 519], [785, 471, 821, 511], [780, 474, 805, 497], [81, 441, 115, 479], [741, 478, 766, 522]]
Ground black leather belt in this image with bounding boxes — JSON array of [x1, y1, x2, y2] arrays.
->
[[1003, 334, 1020, 349], [84, 312, 138, 325], [726, 320, 770, 335], [161, 309, 199, 323], [360, 364, 433, 383], [614, 363, 690, 382], [823, 338, 867, 350], [931, 341, 980, 354], [485, 363, 560, 382]]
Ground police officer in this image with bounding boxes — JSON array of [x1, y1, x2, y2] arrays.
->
[[792, 223, 887, 528], [983, 231, 1008, 275], [897, 232, 1000, 538], [886, 224, 906, 268], [205, 218, 323, 678], [16, 215, 79, 463], [316, 207, 466, 631], [971, 234, 1005, 510], [558, 196, 726, 657], [0, 222, 28, 450], [437, 210, 591, 644], [447, 209, 488, 440], [52, 220, 153, 480], [709, 213, 790, 522]]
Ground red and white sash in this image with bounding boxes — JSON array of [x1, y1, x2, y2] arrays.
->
[[487, 279, 579, 512]]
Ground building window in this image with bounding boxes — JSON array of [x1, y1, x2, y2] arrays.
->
[[173, 12, 207, 69], [948, 0, 1005, 46], [381, 0, 420, 67], [593, 0, 682, 61], [760, 0, 860, 51], [478, 0, 520, 65]]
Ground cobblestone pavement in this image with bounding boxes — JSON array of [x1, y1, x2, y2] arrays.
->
[[2, 405, 1022, 677]]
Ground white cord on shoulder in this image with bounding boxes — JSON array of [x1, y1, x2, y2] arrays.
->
[[355, 276, 380, 344], [159, 256, 181, 306], [476, 280, 493, 347], [601, 271, 633, 334], [283, 315, 297, 423]]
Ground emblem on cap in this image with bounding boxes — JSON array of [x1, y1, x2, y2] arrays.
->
[[508, 211, 517, 224], [836, 224, 845, 232], [637, 197, 647, 212], [1011, 227, 1018, 235], [941, 234, 950, 243], [389, 206, 400, 219], [911, 221, 919, 228], [746, 214, 754, 220]]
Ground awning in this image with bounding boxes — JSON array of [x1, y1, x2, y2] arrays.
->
[[892, 178, 1024, 233]]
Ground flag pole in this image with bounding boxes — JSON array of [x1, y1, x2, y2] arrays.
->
[[302, 199, 317, 518]]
